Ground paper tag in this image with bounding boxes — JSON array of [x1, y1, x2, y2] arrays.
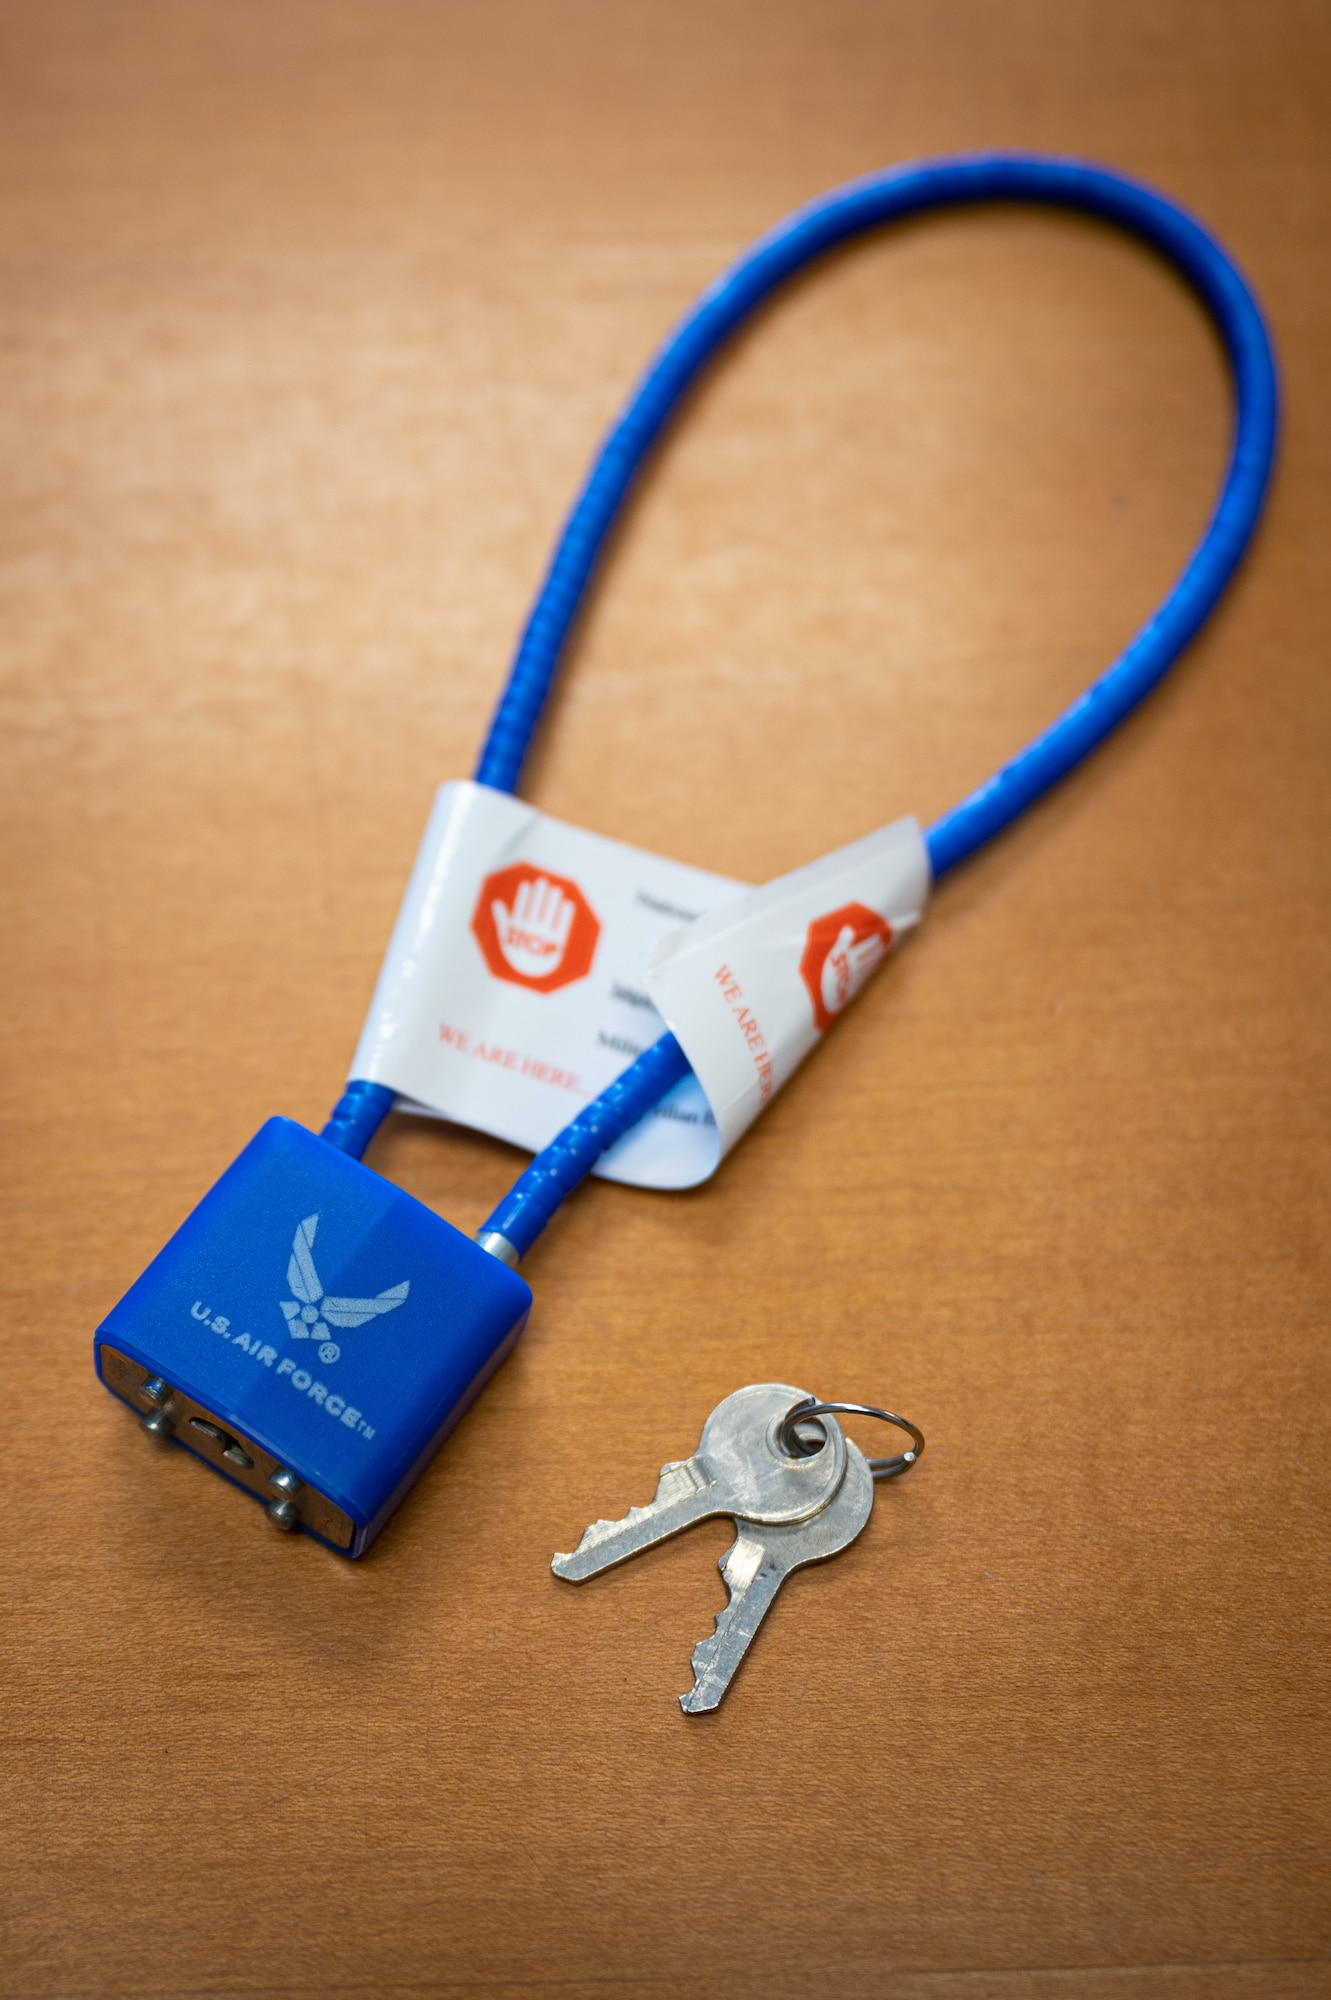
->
[[351, 782, 749, 1189], [645, 816, 931, 1161], [352, 782, 930, 1190]]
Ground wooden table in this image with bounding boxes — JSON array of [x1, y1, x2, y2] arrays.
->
[[2, 4, 1327, 1994]]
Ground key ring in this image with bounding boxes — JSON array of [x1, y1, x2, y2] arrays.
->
[[778, 1398, 925, 1481]]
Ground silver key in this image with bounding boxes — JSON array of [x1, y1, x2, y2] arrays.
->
[[680, 1439, 875, 1713], [551, 1382, 847, 1583]]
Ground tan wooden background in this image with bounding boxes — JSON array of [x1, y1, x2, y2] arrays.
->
[[1, 4, 1327, 1996]]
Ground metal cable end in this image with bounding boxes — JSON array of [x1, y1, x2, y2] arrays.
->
[[476, 1229, 521, 1268]]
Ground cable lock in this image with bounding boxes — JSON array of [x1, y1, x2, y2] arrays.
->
[[94, 153, 1278, 1557], [324, 151, 1279, 1262]]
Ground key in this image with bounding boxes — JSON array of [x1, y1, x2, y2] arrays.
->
[[680, 1438, 875, 1714], [551, 1382, 847, 1583]]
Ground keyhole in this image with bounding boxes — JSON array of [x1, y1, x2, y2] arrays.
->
[[189, 1416, 255, 1469]]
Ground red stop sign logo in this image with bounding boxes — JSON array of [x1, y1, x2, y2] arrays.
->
[[471, 862, 601, 993], [799, 901, 893, 1032]]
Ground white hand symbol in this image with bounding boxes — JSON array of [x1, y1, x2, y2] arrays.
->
[[821, 922, 887, 1017], [491, 875, 576, 980]]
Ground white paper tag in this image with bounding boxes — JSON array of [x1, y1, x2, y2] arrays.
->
[[645, 816, 931, 1161], [351, 782, 749, 1189], [351, 782, 930, 1190]]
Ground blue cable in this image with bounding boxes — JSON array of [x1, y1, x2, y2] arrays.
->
[[478, 1034, 691, 1256], [321, 1076, 397, 1158], [326, 153, 1279, 1262]]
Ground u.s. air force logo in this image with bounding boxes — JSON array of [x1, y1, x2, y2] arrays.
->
[[280, 1214, 409, 1366]]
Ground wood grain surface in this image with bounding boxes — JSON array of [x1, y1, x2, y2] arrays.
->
[[1, 4, 1328, 1996]]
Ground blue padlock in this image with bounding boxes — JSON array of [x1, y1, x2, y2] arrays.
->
[[95, 1118, 531, 1555]]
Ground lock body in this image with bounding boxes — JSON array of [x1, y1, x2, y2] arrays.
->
[[95, 1117, 532, 1555]]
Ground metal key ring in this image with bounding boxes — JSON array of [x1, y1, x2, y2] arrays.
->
[[778, 1398, 925, 1481]]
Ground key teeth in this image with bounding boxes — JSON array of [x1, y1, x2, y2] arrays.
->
[[550, 1494, 659, 1578], [678, 1594, 735, 1713], [550, 1529, 615, 1577], [678, 1533, 773, 1713], [552, 1469, 689, 1574], [573, 1505, 647, 1550]]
